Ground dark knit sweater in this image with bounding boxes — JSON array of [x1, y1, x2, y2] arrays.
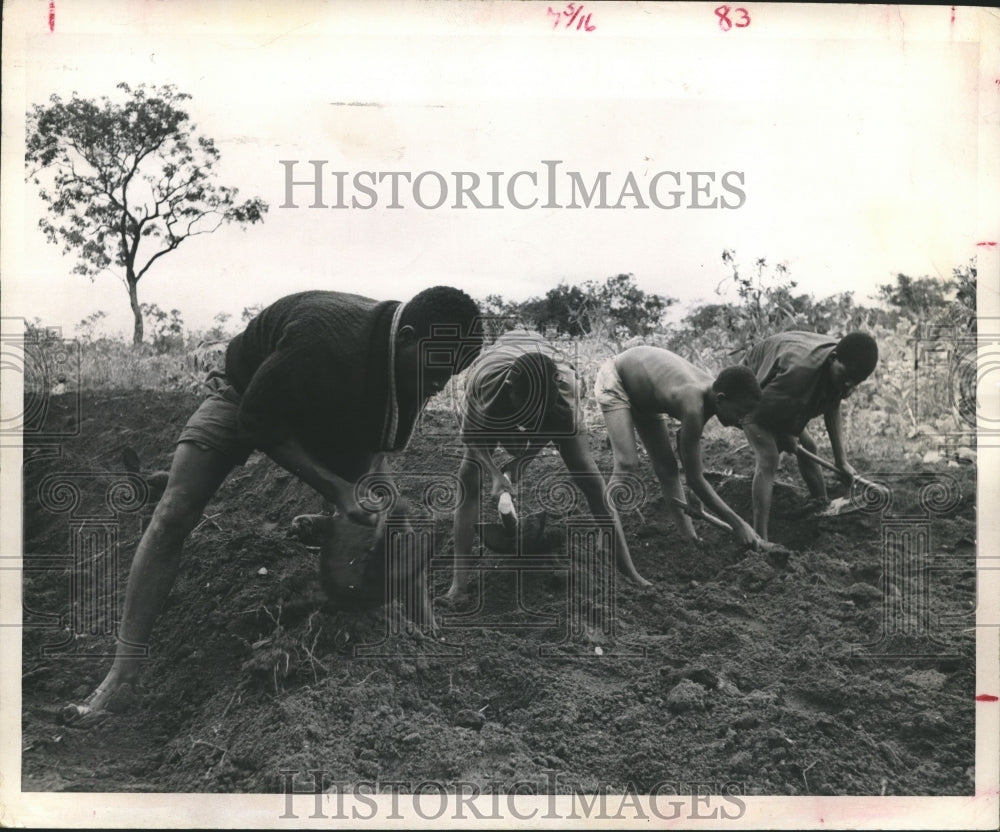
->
[[743, 330, 840, 436], [225, 291, 417, 477]]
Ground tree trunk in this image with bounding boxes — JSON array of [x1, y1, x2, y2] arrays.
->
[[127, 277, 143, 345]]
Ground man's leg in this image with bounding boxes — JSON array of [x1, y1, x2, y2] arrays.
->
[[633, 415, 698, 542], [557, 434, 651, 586], [795, 428, 829, 501], [368, 454, 439, 634], [64, 442, 235, 721], [602, 407, 642, 489], [743, 421, 780, 540], [446, 450, 482, 600]]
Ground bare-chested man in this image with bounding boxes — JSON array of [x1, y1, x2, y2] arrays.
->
[[596, 346, 767, 550]]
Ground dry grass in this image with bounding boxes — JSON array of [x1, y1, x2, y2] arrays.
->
[[20, 324, 969, 463]]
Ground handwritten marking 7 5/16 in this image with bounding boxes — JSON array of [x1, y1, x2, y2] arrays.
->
[[547, 3, 596, 32], [715, 5, 750, 31]]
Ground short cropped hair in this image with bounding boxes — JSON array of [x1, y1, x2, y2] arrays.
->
[[836, 332, 879, 382], [712, 365, 763, 403], [400, 286, 482, 371]]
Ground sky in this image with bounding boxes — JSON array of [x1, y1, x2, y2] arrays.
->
[[2, 1, 996, 338]]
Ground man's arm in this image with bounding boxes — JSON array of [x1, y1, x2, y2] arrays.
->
[[461, 443, 514, 499], [501, 437, 549, 484], [449, 448, 482, 599], [233, 330, 315, 452], [265, 437, 377, 525], [823, 403, 857, 479], [234, 333, 384, 523], [677, 412, 758, 547], [557, 434, 651, 587]]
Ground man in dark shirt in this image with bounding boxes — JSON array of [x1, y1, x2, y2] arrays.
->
[[64, 287, 481, 722], [741, 330, 879, 539], [448, 330, 652, 601]]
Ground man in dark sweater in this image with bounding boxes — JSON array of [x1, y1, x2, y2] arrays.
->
[[64, 287, 481, 723], [741, 330, 879, 539]]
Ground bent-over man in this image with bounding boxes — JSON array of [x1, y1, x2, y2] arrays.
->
[[741, 330, 879, 539], [448, 329, 651, 600], [64, 287, 481, 723], [596, 346, 767, 550]]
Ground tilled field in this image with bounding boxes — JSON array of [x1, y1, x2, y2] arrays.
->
[[20, 391, 976, 795]]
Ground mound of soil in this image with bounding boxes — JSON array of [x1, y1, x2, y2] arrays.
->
[[21, 391, 976, 794]]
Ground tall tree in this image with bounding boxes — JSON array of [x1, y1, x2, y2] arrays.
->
[[26, 82, 268, 344]]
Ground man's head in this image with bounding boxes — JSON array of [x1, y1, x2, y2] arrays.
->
[[712, 365, 763, 427], [395, 286, 482, 400], [829, 332, 878, 399]]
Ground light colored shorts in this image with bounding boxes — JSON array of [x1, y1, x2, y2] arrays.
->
[[594, 357, 670, 422], [594, 358, 632, 413], [176, 370, 255, 464]]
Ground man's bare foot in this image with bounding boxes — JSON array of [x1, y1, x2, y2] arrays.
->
[[441, 585, 468, 606], [804, 496, 831, 514], [632, 576, 656, 593], [630, 573, 654, 589], [61, 680, 136, 726], [409, 619, 441, 641]]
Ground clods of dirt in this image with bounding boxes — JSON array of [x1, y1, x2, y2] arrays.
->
[[20, 391, 976, 795]]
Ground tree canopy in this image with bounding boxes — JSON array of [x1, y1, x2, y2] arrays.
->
[[501, 273, 675, 343], [26, 82, 268, 344]]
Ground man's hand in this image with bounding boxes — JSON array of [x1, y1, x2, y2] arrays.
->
[[266, 437, 382, 525], [500, 459, 519, 485], [489, 473, 515, 501], [326, 481, 379, 526], [734, 520, 759, 549], [836, 461, 858, 485], [343, 505, 379, 526]]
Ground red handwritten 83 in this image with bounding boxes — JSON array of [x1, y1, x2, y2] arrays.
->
[[547, 3, 596, 32], [715, 5, 750, 31]]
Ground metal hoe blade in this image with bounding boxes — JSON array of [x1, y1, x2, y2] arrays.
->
[[794, 446, 886, 516], [816, 495, 861, 517]]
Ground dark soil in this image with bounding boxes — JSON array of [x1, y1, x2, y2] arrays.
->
[[21, 391, 977, 795]]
